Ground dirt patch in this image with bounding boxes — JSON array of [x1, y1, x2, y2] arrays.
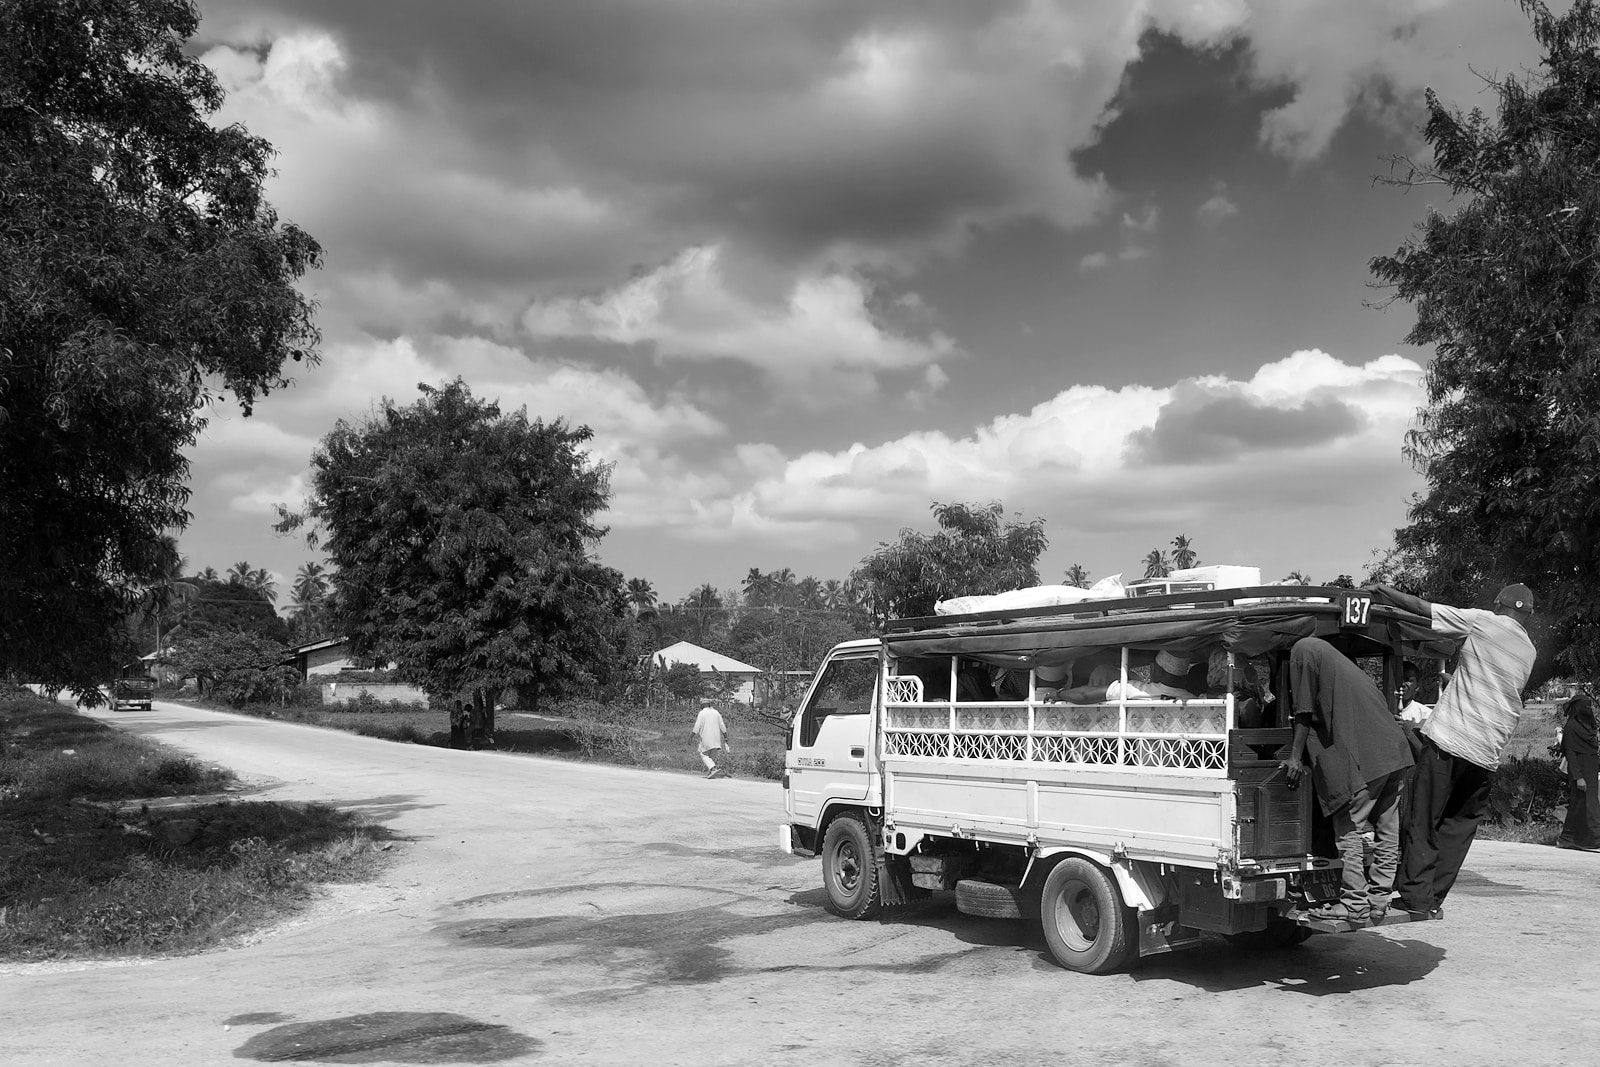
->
[[233, 1011, 539, 1063]]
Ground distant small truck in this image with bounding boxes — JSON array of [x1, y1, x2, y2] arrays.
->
[[111, 675, 156, 711], [780, 583, 1453, 973]]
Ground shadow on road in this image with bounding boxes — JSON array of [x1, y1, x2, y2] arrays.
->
[[332, 793, 442, 821], [1134, 933, 1445, 994]]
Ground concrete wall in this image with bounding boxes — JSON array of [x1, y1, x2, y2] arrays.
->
[[322, 681, 429, 707]]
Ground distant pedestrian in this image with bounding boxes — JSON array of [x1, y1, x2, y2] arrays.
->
[[693, 703, 731, 778], [1365, 582, 1537, 919], [1280, 637, 1414, 925], [1558, 693, 1600, 851], [449, 699, 468, 749]]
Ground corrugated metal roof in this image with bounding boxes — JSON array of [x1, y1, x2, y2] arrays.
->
[[653, 640, 761, 674]]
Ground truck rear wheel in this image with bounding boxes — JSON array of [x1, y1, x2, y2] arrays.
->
[[821, 813, 880, 920], [1040, 858, 1135, 974]]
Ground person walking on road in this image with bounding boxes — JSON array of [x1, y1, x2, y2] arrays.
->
[[693, 703, 731, 778], [1364, 582, 1537, 919], [1280, 637, 1414, 925], [1557, 693, 1600, 851]]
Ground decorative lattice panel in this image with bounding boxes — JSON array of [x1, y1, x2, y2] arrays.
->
[[1033, 734, 1120, 765], [1129, 737, 1227, 771], [886, 706, 947, 731], [885, 676, 924, 704], [953, 732, 1027, 761], [955, 705, 1028, 732], [1124, 703, 1226, 736], [885, 731, 946, 758], [1037, 707, 1118, 733]]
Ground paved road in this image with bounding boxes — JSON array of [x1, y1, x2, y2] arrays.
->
[[4, 701, 1597, 1066]]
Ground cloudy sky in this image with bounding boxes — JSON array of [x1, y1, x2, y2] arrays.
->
[[177, 0, 1547, 604]]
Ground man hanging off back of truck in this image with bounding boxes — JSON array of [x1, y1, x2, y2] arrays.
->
[[1280, 636, 1413, 926]]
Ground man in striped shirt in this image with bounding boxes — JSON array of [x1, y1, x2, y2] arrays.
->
[[1366, 582, 1537, 919]]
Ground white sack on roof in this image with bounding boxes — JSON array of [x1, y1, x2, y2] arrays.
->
[[935, 574, 1126, 616]]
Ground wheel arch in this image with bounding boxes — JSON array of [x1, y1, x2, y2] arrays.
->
[[1031, 847, 1165, 911]]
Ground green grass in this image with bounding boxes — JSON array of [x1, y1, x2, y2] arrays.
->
[[0, 688, 391, 961], [175, 692, 792, 779]]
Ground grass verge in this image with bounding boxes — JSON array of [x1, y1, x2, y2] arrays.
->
[[0, 688, 391, 962], [176, 694, 792, 780]]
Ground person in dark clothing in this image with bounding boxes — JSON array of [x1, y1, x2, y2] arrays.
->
[[1280, 637, 1414, 924], [1558, 693, 1600, 851]]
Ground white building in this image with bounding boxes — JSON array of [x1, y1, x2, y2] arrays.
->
[[653, 640, 762, 703]]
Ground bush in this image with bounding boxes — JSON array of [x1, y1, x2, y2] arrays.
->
[[1489, 755, 1567, 824], [286, 682, 323, 707]]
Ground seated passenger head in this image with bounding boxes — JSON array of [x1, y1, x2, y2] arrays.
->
[[1401, 661, 1420, 702]]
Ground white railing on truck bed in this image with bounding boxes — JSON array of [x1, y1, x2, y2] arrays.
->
[[883, 674, 1228, 774]]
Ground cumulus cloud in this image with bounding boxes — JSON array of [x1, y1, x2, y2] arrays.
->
[[657, 350, 1424, 550], [1197, 187, 1240, 226], [522, 245, 958, 391]]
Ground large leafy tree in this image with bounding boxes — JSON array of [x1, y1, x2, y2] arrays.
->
[[1370, 0, 1600, 680], [0, 0, 322, 697], [851, 501, 1048, 623], [279, 379, 628, 732]]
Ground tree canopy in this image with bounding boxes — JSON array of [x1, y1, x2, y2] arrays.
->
[[279, 379, 628, 727], [1370, 0, 1600, 680], [0, 0, 322, 696], [851, 501, 1048, 622]]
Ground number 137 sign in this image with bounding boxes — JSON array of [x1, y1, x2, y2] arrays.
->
[[1340, 593, 1372, 628]]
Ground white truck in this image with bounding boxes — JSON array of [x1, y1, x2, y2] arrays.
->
[[779, 583, 1445, 973]]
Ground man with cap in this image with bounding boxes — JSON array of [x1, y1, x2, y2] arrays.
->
[[1363, 582, 1537, 919]]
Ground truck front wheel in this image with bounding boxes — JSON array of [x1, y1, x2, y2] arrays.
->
[[821, 813, 880, 920], [1040, 857, 1135, 973]]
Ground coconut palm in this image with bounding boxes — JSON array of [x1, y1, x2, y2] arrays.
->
[[293, 561, 329, 605], [1281, 569, 1312, 585], [1171, 534, 1198, 570], [797, 576, 823, 611], [248, 567, 277, 604], [684, 583, 722, 642], [1063, 563, 1091, 588], [227, 561, 253, 585], [1143, 550, 1171, 579], [821, 579, 847, 612], [197, 566, 220, 582], [625, 577, 657, 615]]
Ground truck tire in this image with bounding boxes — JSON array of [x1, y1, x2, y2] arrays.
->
[[955, 878, 1035, 920], [1039, 857, 1135, 974], [821, 813, 880, 920]]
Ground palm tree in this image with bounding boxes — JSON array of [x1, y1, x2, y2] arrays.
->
[[684, 583, 722, 643], [144, 534, 197, 657], [227, 561, 253, 585], [248, 567, 277, 604], [821, 579, 846, 612], [797, 576, 823, 611], [1143, 550, 1171, 579], [1171, 534, 1198, 570], [197, 565, 220, 582], [625, 577, 657, 615], [1281, 569, 1313, 585], [1063, 564, 1091, 588], [741, 567, 773, 609], [293, 561, 329, 605]]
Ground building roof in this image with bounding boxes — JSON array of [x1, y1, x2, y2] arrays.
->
[[287, 635, 347, 655], [653, 640, 761, 674]]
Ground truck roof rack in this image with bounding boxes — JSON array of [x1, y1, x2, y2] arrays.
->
[[887, 586, 1359, 634]]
